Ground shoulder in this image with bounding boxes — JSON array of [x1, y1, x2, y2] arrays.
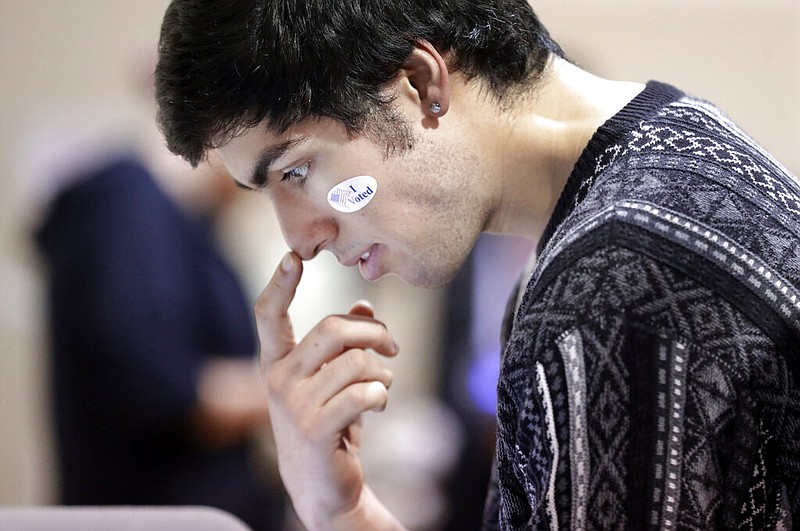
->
[[527, 204, 795, 336], [506, 213, 799, 397], [530, 132, 800, 342], [591, 92, 800, 224]]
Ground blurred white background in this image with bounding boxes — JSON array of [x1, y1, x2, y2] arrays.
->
[[0, 1, 797, 526]]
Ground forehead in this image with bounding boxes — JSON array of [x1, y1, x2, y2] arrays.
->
[[215, 123, 289, 184]]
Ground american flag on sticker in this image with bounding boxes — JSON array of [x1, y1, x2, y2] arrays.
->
[[329, 187, 351, 206]]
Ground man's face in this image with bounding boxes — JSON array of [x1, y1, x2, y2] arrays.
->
[[218, 115, 491, 288]]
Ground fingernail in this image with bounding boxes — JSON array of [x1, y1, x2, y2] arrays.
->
[[367, 381, 388, 412], [281, 252, 293, 272]]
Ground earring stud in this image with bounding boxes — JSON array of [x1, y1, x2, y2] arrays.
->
[[430, 101, 441, 115]]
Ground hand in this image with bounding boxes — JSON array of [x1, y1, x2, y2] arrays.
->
[[256, 252, 403, 530], [190, 356, 270, 449]]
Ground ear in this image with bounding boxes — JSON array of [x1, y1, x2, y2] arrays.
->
[[397, 39, 450, 119]]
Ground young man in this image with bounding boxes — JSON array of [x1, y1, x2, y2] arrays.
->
[[155, 0, 800, 528]]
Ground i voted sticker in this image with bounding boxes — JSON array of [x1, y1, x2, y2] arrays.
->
[[327, 175, 378, 213]]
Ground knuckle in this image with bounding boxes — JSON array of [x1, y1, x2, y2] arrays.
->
[[372, 321, 393, 350], [344, 350, 371, 374], [348, 386, 369, 409], [317, 315, 343, 336], [382, 328, 397, 351], [253, 297, 270, 321], [354, 383, 383, 408]]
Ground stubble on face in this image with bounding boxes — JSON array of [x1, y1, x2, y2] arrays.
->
[[381, 124, 492, 288]]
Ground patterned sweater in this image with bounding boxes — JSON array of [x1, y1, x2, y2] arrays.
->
[[483, 82, 800, 530]]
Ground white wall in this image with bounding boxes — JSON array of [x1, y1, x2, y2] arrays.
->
[[0, 0, 797, 506], [535, 0, 800, 173]]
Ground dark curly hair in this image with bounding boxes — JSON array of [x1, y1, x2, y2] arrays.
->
[[155, 0, 565, 166]]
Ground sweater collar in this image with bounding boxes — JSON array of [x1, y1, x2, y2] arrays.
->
[[535, 80, 684, 256]]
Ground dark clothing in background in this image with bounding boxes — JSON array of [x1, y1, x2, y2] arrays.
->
[[36, 158, 284, 531]]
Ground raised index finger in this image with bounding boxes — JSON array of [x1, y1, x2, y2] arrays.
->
[[254, 252, 303, 364]]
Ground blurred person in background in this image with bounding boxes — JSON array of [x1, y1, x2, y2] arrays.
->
[[33, 129, 288, 530], [154, 0, 800, 529]]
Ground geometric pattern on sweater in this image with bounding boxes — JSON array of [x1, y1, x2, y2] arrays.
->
[[537, 199, 800, 333], [542, 91, 800, 345], [484, 82, 800, 530], [492, 244, 799, 530], [581, 98, 800, 219]]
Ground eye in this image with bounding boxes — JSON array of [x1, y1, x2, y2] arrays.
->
[[281, 162, 310, 183]]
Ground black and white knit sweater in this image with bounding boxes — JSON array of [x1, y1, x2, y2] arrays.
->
[[483, 81, 800, 530]]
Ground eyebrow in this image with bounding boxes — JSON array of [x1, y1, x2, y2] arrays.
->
[[248, 136, 309, 190]]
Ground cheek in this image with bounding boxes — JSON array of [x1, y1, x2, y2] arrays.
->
[[272, 183, 325, 211], [379, 168, 446, 217], [270, 199, 297, 239], [270, 189, 311, 229], [270, 184, 344, 234], [381, 142, 453, 210]]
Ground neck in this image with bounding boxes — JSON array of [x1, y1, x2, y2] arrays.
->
[[480, 58, 644, 241]]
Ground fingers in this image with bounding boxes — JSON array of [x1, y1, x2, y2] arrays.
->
[[315, 381, 390, 436], [306, 348, 393, 407], [298, 381, 389, 444], [289, 314, 398, 377], [255, 259, 399, 526], [255, 252, 303, 364]]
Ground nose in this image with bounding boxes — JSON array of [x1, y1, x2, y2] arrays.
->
[[277, 208, 338, 261]]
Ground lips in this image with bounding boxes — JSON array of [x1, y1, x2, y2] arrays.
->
[[339, 244, 375, 268], [357, 244, 381, 281], [337, 244, 383, 281]]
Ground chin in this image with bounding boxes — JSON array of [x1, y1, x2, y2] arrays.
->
[[398, 263, 463, 289]]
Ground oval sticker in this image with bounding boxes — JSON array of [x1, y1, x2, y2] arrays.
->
[[327, 175, 378, 213]]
